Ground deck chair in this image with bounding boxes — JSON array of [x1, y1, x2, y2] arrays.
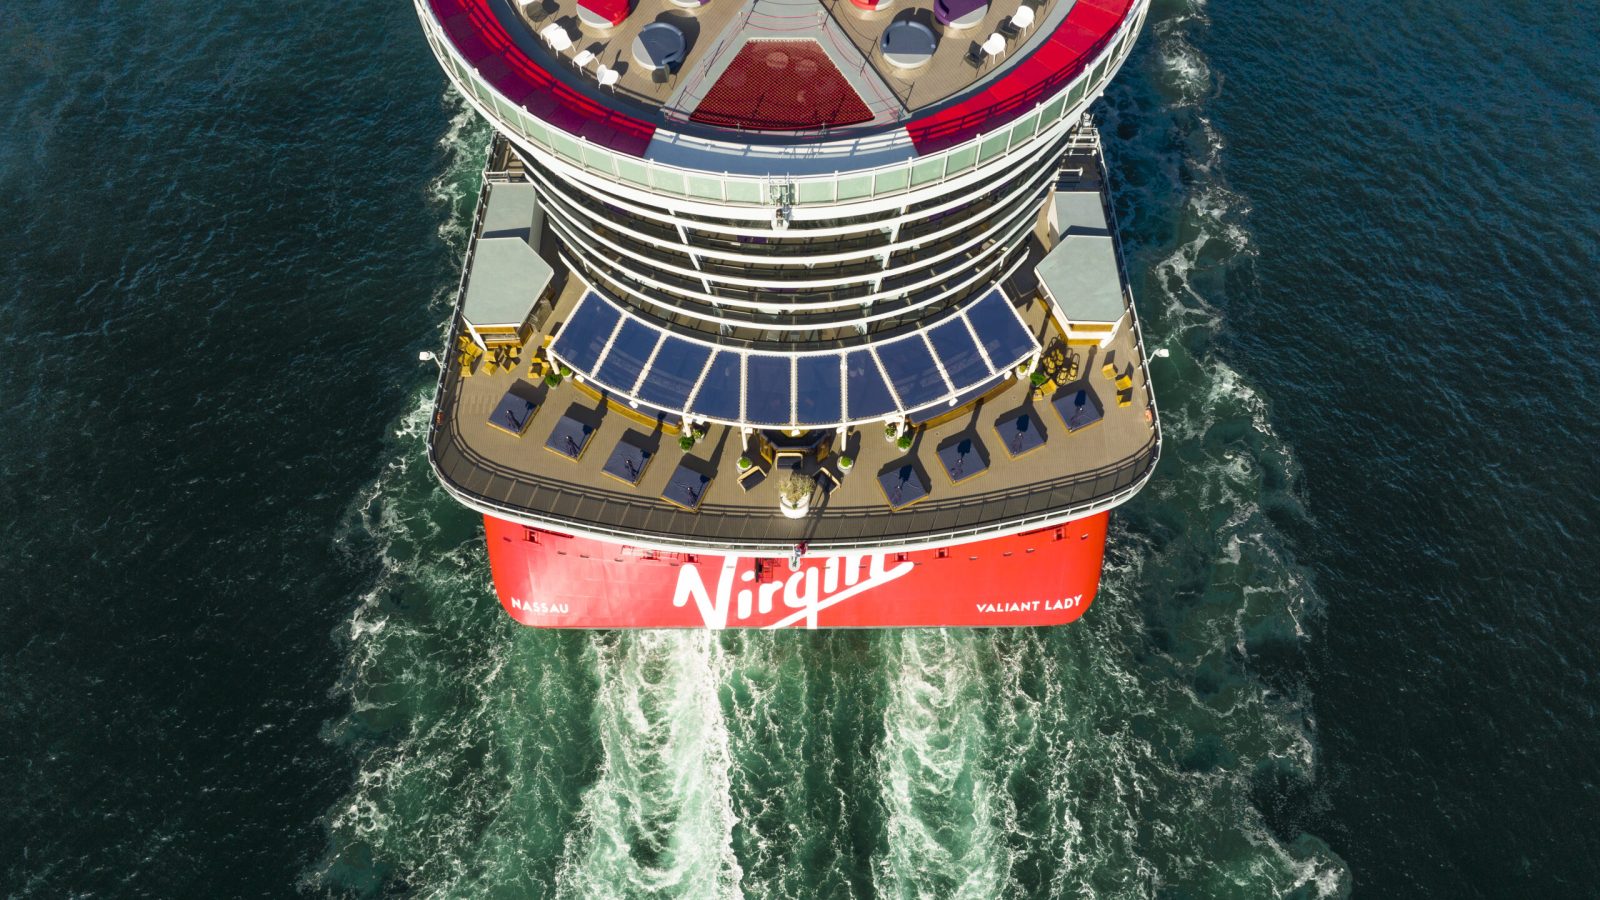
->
[[964, 42, 984, 67], [815, 467, 840, 496]]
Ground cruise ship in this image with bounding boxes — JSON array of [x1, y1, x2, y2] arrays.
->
[[416, 0, 1159, 627]]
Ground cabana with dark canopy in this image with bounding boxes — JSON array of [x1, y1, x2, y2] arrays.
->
[[1052, 380, 1105, 433], [936, 435, 989, 483], [878, 464, 931, 510], [994, 409, 1046, 458], [545, 413, 595, 460], [601, 434, 653, 486], [486, 389, 536, 437], [661, 461, 712, 511]]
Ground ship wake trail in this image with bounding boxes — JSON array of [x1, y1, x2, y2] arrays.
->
[[554, 632, 744, 900], [872, 631, 1010, 900]]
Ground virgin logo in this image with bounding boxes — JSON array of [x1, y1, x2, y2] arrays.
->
[[672, 554, 916, 629]]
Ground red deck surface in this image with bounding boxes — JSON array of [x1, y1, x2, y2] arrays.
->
[[690, 41, 875, 131], [577, 0, 630, 26], [428, 0, 656, 154], [905, 0, 1134, 153], [483, 513, 1109, 628]]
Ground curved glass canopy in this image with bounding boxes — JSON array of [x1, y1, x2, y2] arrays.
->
[[548, 288, 1038, 428]]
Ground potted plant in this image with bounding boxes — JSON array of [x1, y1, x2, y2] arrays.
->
[[678, 433, 697, 452], [837, 454, 854, 473], [884, 422, 899, 443], [737, 455, 753, 471], [1029, 370, 1048, 387], [896, 433, 913, 452], [778, 471, 815, 519], [544, 369, 564, 387]]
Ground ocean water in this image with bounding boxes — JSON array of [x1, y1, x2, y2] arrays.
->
[[2, 0, 1598, 896]]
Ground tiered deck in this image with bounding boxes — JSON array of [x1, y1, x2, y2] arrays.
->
[[427, 175, 1157, 553], [424, 0, 1135, 149]]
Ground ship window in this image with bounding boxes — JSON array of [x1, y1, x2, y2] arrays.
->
[[874, 167, 910, 195], [583, 144, 617, 176], [726, 179, 763, 204], [744, 355, 793, 426], [1067, 75, 1087, 107], [636, 337, 712, 412], [945, 144, 978, 175], [1042, 94, 1066, 125], [845, 349, 897, 420], [688, 175, 723, 201], [837, 174, 873, 201], [649, 168, 686, 195], [615, 158, 648, 186], [1011, 111, 1038, 144], [979, 131, 1009, 163], [798, 180, 835, 204], [795, 354, 843, 425]]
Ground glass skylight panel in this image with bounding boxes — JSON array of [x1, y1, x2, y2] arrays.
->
[[635, 336, 711, 413], [967, 289, 1036, 369], [549, 292, 619, 374], [794, 354, 843, 426], [690, 350, 743, 421], [744, 355, 792, 426], [926, 315, 992, 393], [844, 349, 896, 420], [875, 335, 948, 410], [593, 318, 660, 394]]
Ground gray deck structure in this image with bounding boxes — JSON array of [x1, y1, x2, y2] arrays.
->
[[426, 138, 1161, 554], [461, 183, 554, 338]]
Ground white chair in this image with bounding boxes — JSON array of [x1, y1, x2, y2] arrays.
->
[[596, 65, 621, 89], [573, 49, 596, 68], [1000, 4, 1031, 37], [982, 32, 1005, 62], [540, 23, 574, 52]]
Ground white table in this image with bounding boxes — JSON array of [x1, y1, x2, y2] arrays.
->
[[576, 5, 614, 28]]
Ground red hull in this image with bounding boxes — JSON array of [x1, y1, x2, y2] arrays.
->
[[482, 514, 1109, 628]]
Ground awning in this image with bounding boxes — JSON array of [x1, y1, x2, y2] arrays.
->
[[548, 288, 1039, 428]]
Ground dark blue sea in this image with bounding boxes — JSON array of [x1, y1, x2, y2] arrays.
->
[[4, 0, 1598, 895]]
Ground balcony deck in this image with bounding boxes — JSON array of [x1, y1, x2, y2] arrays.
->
[[429, 210, 1157, 553]]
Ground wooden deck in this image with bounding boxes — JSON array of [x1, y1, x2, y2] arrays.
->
[[430, 247, 1156, 553]]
